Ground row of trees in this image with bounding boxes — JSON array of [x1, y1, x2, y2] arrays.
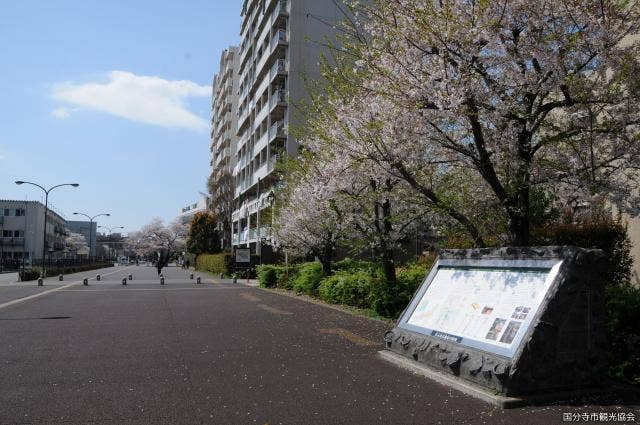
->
[[125, 213, 222, 264], [273, 0, 640, 278]]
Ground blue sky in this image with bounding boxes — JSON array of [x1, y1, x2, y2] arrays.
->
[[0, 0, 240, 234]]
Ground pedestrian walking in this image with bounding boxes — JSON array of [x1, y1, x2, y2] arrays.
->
[[185, 259, 190, 270]]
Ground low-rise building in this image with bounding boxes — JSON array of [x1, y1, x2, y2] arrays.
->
[[0, 200, 67, 266]]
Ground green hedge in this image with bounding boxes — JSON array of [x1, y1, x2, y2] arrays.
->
[[292, 262, 324, 295], [18, 263, 114, 281], [318, 270, 373, 308], [19, 268, 40, 281], [195, 253, 230, 275]]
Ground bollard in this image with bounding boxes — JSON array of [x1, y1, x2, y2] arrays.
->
[[196, 276, 201, 284], [96, 274, 101, 281], [37, 278, 43, 286], [128, 274, 132, 281], [59, 274, 63, 281], [160, 277, 165, 285], [122, 278, 127, 285], [83, 278, 88, 286], [190, 273, 194, 280]]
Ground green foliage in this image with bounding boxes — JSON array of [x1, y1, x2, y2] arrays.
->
[[18, 263, 115, 281], [291, 262, 324, 295], [532, 220, 637, 386], [333, 258, 376, 273], [186, 211, 221, 256], [318, 270, 373, 308], [19, 268, 41, 281], [195, 252, 230, 275], [532, 220, 632, 285], [371, 259, 434, 318], [256, 265, 278, 288], [606, 283, 640, 386]]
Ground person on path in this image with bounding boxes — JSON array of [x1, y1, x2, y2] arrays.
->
[[157, 262, 163, 276], [185, 259, 190, 270]]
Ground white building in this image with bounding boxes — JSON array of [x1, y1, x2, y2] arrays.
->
[[210, 47, 241, 249], [178, 196, 209, 225], [231, 0, 345, 253], [0, 200, 67, 266]]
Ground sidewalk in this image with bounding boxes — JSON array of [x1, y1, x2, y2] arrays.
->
[[0, 272, 19, 285]]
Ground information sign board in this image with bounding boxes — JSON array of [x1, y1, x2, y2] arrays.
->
[[398, 259, 562, 358], [235, 248, 251, 263]]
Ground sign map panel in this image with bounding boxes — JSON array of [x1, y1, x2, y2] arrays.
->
[[402, 264, 560, 357]]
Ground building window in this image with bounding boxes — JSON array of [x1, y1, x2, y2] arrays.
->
[[2, 230, 10, 237], [3, 208, 10, 216], [15, 209, 25, 216]]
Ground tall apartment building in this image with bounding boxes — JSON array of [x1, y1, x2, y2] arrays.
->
[[210, 47, 241, 248], [231, 0, 345, 253]]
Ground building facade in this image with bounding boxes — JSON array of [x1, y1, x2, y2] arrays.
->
[[210, 46, 241, 249], [178, 196, 209, 225], [231, 0, 345, 253], [66, 220, 98, 258], [0, 200, 67, 266]]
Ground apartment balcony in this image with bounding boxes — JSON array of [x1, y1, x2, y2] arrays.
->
[[254, 131, 269, 154], [254, 102, 269, 130], [237, 107, 251, 134], [270, 89, 287, 110], [270, 28, 288, 51], [268, 153, 280, 171], [268, 120, 286, 142], [0, 237, 25, 246], [269, 58, 287, 82], [254, 161, 270, 181]]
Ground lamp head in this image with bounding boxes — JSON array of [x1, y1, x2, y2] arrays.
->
[[15, 181, 24, 185], [71, 183, 79, 187]]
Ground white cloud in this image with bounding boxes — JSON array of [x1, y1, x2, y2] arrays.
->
[[52, 71, 211, 132], [51, 107, 71, 119]]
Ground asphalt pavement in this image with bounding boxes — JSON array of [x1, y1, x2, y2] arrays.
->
[[0, 265, 637, 424]]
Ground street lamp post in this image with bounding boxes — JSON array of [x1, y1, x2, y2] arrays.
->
[[73, 212, 110, 262], [98, 225, 123, 261], [15, 181, 79, 277]]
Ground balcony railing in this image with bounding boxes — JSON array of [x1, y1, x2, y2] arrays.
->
[[270, 29, 287, 51], [270, 90, 286, 108], [269, 120, 286, 140], [270, 58, 287, 81], [0, 237, 25, 246]]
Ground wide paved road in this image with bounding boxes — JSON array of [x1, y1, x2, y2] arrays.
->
[[0, 265, 637, 424]]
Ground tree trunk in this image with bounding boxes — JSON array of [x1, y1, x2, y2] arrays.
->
[[319, 234, 334, 276]]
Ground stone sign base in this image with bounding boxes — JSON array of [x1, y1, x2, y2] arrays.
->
[[383, 247, 608, 399]]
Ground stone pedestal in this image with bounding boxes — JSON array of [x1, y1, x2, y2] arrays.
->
[[383, 246, 608, 397]]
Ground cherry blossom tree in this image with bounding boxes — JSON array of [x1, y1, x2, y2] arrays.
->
[[273, 156, 347, 275], [64, 231, 88, 255], [128, 218, 187, 264], [316, 0, 640, 245]]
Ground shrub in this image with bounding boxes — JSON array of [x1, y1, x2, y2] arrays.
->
[[532, 221, 632, 285], [318, 270, 374, 308], [371, 257, 435, 319], [20, 268, 40, 281], [256, 265, 278, 288], [606, 283, 640, 386], [291, 262, 324, 295], [196, 253, 229, 275], [333, 258, 375, 273]]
